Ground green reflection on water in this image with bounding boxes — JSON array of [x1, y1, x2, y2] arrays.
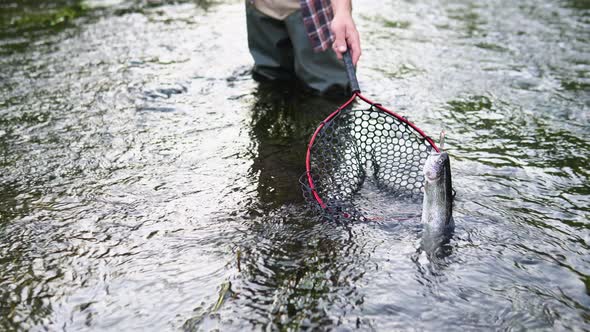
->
[[564, 0, 590, 10], [0, 0, 88, 55], [0, 1, 87, 33], [561, 80, 590, 92], [8, 4, 87, 29], [447, 95, 493, 113], [359, 14, 411, 30]]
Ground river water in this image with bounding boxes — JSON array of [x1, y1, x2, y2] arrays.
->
[[0, 0, 588, 330]]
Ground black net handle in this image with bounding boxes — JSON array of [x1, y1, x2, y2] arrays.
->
[[343, 50, 360, 93]]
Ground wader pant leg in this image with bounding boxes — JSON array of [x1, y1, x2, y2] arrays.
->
[[284, 10, 348, 94], [246, 5, 349, 94], [246, 4, 296, 81]]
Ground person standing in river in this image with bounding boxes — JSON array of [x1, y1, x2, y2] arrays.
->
[[246, 0, 361, 95]]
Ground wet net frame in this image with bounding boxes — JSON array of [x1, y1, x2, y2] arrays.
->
[[302, 51, 440, 221]]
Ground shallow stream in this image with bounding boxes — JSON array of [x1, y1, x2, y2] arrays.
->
[[0, 0, 588, 330]]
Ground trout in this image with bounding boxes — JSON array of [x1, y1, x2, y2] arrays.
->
[[421, 151, 454, 236]]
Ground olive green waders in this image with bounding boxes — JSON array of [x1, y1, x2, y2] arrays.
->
[[246, 3, 349, 95]]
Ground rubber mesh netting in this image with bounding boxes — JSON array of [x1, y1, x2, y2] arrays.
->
[[301, 105, 436, 221]]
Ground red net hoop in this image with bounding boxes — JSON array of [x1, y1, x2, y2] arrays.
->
[[302, 92, 440, 221]]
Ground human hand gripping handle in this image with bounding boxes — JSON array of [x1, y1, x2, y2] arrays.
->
[[330, 0, 361, 66]]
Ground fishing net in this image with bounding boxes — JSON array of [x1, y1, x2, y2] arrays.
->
[[301, 51, 439, 221], [301, 102, 438, 221]]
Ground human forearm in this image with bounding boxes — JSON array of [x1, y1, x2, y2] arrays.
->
[[331, 0, 352, 16]]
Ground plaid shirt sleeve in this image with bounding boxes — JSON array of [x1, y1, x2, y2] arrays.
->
[[299, 0, 334, 52]]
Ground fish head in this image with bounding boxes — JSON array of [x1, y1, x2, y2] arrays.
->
[[423, 151, 450, 183]]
